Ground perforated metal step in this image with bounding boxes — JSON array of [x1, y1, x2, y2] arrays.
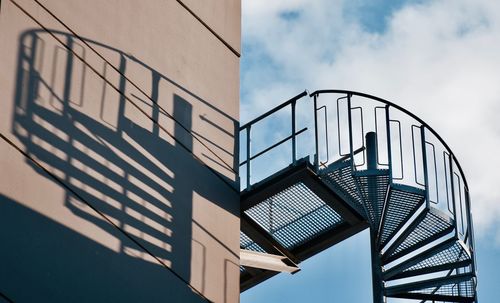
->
[[354, 170, 390, 228], [244, 182, 345, 250], [320, 160, 366, 217], [379, 184, 426, 248], [383, 208, 454, 264], [383, 237, 472, 281], [386, 272, 476, 302]]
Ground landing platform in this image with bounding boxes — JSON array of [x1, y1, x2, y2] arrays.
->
[[240, 159, 369, 291]]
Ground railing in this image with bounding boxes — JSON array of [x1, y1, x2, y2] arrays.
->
[[240, 89, 475, 271], [239, 91, 308, 189], [311, 90, 474, 263]]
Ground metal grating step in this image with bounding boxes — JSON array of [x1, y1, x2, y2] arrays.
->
[[384, 238, 472, 281], [379, 184, 426, 248], [406, 278, 476, 302], [244, 182, 344, 250], [354, 170, 389, 228], [402, 241, 470, 273], [320, 160, 365, 218], [385, 272, 476, 302], [383, 208, 454, 263]]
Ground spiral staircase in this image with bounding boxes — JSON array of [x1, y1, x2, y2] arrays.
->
[[239, 90, 478, 302]]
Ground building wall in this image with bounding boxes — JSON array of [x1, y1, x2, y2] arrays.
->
[[0, 0, 240, 302]]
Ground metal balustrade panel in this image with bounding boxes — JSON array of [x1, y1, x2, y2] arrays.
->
[[244, 182, 344, 250]]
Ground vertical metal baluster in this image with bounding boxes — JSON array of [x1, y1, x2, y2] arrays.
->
[[421, 127, 430, 209], [385, 105, 392, 184], [449, 153, 458, 239], [313, 94, 319, 172], [291, 99, 297, 163], [347, 94, 354, 165], [246, 125, 251, 189], [464, 188, 477, 281]]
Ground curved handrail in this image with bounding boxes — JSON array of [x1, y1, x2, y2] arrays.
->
[[310, 89, 469, 190]]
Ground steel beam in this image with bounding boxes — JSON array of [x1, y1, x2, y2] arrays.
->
[[240, 249, 300, 273], [241, 213, 299, 265]]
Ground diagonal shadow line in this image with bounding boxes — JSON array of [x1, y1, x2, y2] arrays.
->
[[0, 290, 15, 303], [25, 0, 237, 176], [0, 131, 211, 303], [10, 0, 236, 183]]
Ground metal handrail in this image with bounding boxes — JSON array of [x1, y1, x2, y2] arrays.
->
[[240, 91, 308, 188], [310, 89, 475, 261], [309, 89, 470, 190], [239, 91, 307, 130], [239, 127, 308, 166]]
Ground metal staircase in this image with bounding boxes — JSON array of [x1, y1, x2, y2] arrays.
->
[[239, 90, 478, 302]]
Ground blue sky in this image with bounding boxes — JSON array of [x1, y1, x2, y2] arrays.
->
[[240, 0, 500, 301]]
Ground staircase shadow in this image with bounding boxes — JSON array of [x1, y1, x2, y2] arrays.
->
[[2, 28, 238, 302]]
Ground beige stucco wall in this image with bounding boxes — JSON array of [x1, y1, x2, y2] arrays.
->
[[0, 0, 240, 302]]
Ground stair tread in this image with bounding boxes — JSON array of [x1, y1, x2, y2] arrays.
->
[[379, 185, 426, 248], [383, 208, 454, 262], [385, 272, 476, 297], [384, 238, 472, 281]]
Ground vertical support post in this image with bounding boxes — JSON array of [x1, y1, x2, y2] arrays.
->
[[347, 94, 354, 167], [464, 189, 477, 286], [449, 154, 458, 238], [313, 94, 319, 171], [246, 125, 251, 189], [421, 127, 430, 209], [291, 99, 297, 163], [385, 105, 392, 183], [366, 132, 377, 171], [371, 231, 384, 303], [367, 131, 384, 303], [366, 131, 378, 224], [366, 131, 384, 302]]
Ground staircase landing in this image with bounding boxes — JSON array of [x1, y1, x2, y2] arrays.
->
[[240, 159, 368, 291]]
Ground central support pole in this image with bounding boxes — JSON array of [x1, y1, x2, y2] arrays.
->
[[370, 230, 384, 303], [366, 132, 385, 303], [366, 132, 377, 171]]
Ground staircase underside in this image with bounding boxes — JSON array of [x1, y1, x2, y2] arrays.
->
[[240, 160, 368, 291]]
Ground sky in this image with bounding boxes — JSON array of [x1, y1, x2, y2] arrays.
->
[[239, 0, 500, 302]]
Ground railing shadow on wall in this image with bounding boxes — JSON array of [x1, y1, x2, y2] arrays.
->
[[4, 27, 239, 302]]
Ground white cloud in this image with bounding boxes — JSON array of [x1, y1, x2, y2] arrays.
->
[[241, 0, 500, 240]]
